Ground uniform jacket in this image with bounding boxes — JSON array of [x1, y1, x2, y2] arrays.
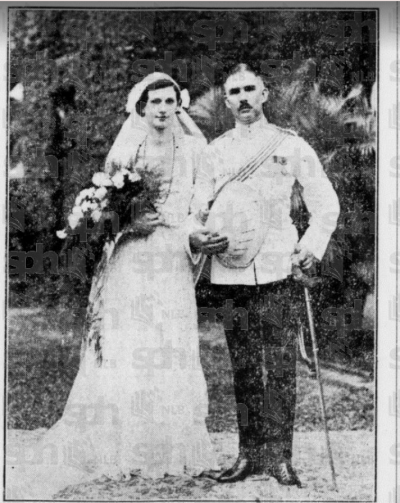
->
[[192, 116, 340, 285]]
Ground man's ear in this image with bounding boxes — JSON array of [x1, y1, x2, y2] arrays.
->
[[224, 93, 232, 110], [261, 87, 269, 104]]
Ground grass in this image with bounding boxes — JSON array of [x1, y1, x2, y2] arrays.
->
[[7, 307, 374, 432], [8, 429, 374, 500], [6, 307, 375, 500]]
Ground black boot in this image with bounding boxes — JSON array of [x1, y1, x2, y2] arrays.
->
[[270, 461, 302, 487], [195, 469, 221, 480], [218, 449, 265, 483], [218, 455, 256, 483], [217, 454, 244, 479]]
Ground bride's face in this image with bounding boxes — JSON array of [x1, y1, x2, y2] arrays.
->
[[142, 86, 179, 131]]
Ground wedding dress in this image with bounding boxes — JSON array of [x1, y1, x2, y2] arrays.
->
[[6, 131, 219, 499]]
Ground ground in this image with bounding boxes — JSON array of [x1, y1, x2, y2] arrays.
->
[[8, 429, 374, 501], [6, 308, 375, 501]]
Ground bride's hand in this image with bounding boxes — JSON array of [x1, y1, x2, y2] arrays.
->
[[190, 229, 229, 254], [138, 212, 165, 228], [129, 212, 165, 236], [196, 209, 209, 225]]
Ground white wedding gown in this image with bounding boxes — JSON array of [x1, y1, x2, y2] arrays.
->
[[6, 135, 218, 499]]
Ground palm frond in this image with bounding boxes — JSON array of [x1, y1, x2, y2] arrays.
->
[[189, 87, 234, 142], [189, 65, 377, 158]]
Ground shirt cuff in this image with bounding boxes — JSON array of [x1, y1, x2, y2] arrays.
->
[[298, 226, 333, 262]]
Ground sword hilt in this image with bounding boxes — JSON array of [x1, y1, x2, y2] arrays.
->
[[292, 264, 321, 289]]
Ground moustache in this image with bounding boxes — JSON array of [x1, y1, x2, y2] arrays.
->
[[239, 103, 252, 111]]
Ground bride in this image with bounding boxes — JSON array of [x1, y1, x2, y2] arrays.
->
[[6, 73, 228, 499]]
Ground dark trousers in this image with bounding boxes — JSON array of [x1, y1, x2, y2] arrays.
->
[[213, 279, 298, 468]]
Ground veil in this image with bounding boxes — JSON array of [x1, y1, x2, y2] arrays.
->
[[104, 72, 205, 174], [102, 72, 208, 285]]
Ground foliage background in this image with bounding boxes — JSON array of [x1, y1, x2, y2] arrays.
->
[[9, 9, 376, 359]]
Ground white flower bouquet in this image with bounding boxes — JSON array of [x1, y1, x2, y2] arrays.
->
[[57, 163, 163, 264]]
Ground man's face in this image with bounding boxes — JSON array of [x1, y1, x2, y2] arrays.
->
[[224, 71, 268, 125], [142, 86, 178, 130]]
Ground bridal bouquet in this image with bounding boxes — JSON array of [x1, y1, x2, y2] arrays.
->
[[57, 162, 163, 266]]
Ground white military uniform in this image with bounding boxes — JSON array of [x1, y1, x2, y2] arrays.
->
[[193, 116, 340, 284]]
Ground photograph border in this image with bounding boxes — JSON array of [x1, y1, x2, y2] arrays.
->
[[1, 2, 397, 502]]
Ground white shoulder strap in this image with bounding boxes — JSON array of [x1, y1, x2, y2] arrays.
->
[[209, 129, 289, 209]]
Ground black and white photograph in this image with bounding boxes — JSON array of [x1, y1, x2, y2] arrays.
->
[[3, 2, 398, 501]]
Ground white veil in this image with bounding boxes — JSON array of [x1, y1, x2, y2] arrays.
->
[[104, 72, 205, 174]]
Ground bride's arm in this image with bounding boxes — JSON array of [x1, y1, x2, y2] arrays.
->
[[182, 140, 217, 264], [190, 141, 215, 216]]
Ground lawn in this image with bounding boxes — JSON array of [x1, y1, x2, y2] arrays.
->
[[6, 307, 375, 501], [7, 308, 374, 432]]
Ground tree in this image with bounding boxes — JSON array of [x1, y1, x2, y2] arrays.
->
[[8, 9, 376, 316], [189, 63, 376, 353]]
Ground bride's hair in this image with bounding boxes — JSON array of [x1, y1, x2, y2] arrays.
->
[[136, 79, 182, 117]]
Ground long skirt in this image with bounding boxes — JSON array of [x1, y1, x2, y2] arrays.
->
[[6, 227, 218, 499]]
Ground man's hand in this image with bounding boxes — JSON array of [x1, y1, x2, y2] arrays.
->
[[291, 245, 321, 288], [190, 229, 229, 255], [291, 244, 316, 271]]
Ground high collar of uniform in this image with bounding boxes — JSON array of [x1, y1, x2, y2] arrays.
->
[[233, 115, 271, 140]]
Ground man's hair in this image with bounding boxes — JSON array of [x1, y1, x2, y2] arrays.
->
[[225, 63, 261, 81], [223, 63, 266, 93], [136, 79, 181, 117]]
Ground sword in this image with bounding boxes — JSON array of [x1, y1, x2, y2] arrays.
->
[[292, 265, 338, 492]]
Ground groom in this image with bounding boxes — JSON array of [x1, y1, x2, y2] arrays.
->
[[191, 63, 340, 486]]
